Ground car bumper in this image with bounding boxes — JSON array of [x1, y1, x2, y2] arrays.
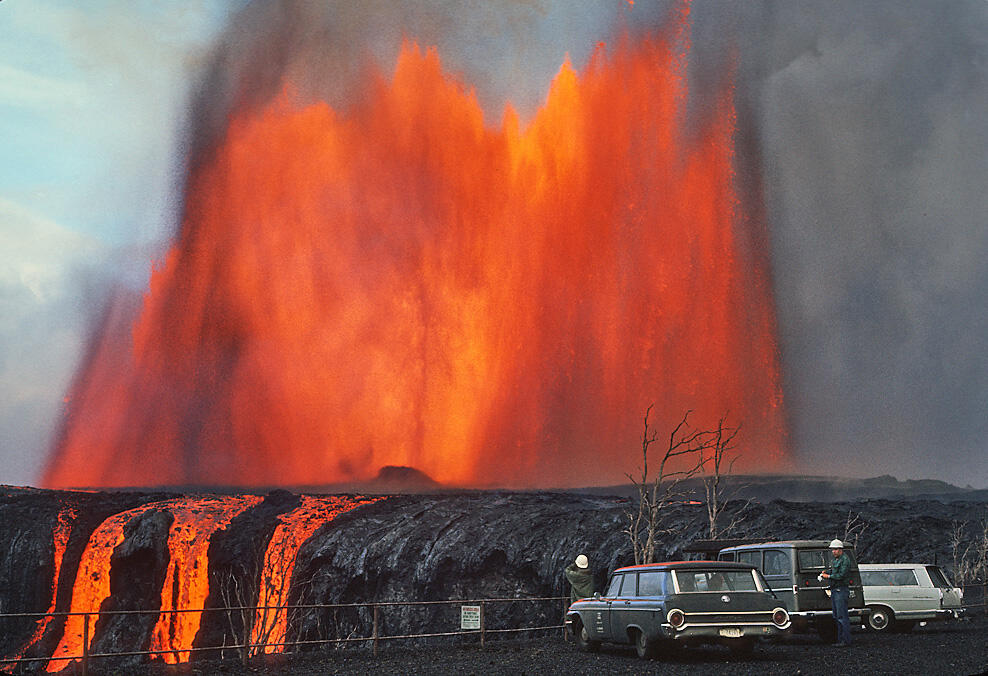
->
[[661, 623, 790, 642]]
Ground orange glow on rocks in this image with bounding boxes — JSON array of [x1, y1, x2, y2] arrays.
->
[[44, 19, 787, 489], [1, 508, 75, 674], [250, 496, 380, 654]]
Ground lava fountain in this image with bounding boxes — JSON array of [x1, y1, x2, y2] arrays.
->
[[44, 14, 787, 489]]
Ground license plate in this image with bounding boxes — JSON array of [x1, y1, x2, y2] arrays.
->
[[719, 628, 743, 638]]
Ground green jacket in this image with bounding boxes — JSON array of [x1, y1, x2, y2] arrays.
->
[[565, 564, 595, 602], [828, 552, 851, 585]]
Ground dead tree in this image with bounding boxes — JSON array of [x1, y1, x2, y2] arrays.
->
[[699, 415, 744, 539], [623, 406, 710, 565], [841, 510, 869, 553]]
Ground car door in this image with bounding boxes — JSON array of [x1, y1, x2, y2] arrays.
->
[[587, 573, 623, 641], [898, 568, 938, 615], [608, 572, 637, 643], [762, 549, 795, 612]]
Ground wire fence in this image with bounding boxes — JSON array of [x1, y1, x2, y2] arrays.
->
[[961, 583, 988, 613], [0, 596, 570, 674]]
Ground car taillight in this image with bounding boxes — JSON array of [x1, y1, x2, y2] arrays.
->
[[668, 609, 686, 628], [772, 608, 789, 626]]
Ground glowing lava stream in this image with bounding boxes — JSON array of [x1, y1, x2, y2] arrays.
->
[[1, 508, 76, 674], [149, 495, 263, 664], [46, 496, 260, 672], [250, 496, 381, 654]]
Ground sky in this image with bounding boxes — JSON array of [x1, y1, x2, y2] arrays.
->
[[1, 0, 986, 488]]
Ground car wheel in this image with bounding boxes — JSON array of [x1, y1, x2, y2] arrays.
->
[[866, 606, 894, 632], [634, 629, 657, 660], [729, 638, 756, 656], [577, 622, 600, 653]]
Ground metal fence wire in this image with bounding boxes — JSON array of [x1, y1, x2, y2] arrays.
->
[[0, 596, 570, 674]]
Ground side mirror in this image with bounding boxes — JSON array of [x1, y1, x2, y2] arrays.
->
[[593, 592, 601, 600]]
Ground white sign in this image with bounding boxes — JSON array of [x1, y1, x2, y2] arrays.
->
[[461, 605, 481, 630]]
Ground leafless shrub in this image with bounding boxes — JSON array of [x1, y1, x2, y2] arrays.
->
[[699, 415, 749, 539], [623, 406, 711, 565], [949, 512, 988, 587], [841, 510, 869, 551]]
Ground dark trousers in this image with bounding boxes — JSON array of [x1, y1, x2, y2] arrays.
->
[[831, 585, 851, 644]]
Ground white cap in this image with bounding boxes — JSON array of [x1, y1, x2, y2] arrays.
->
[[829, 539, 844, 549], [575, 554, 589, 569]]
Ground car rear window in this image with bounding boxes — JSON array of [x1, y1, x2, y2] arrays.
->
[[638, 571, 669, 596], [674, 570, 758, 592], [861, 569, 919, 586]]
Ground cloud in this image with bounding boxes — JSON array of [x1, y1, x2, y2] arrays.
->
[[0, 200, 108, 484]]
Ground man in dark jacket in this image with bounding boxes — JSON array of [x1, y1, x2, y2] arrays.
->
[[565, 554, 594, 603], [821, 538, 852, 646]]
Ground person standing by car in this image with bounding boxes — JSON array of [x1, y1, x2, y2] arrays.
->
[[821, 538, 852, 646], [565, 554, 595, 604]]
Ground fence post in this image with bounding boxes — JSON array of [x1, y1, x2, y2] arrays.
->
[[562, 598, 568, 641], [81, 613, 89, 676], [480, 601, 485, 648], [372, 605, 379, 657]]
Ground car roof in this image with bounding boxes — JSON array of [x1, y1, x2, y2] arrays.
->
[[720, 540, 838, 550], [614, 560, 756, 573], [859, 563, 933, 569]]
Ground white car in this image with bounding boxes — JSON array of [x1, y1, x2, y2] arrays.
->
[[859, 563, 964, 632]]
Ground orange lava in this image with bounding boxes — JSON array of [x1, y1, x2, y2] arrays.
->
[[46, 496, 259, 671], [44, 12, 788, 489], [250, 496, 380, 654], [1, 508, 75, 673], [149, 496, 262, 664]]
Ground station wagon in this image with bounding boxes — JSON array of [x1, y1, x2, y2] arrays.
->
[[859, 563, 965, 632], [565, 561, 790, 659]]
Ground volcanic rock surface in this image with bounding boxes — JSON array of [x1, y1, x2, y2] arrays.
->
[[1, 484, 985, 672]]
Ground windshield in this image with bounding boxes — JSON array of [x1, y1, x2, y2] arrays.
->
[[674, 569, 759, 593]]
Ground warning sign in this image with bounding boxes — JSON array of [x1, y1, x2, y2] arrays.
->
[[461, 605, 481, 630]]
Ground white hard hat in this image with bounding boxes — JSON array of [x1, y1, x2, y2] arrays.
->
[[829, 539, 844, 549], [575, 554, 589, 569]]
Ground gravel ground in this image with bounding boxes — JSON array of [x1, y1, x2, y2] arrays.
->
[[145, 614, 988, 676]]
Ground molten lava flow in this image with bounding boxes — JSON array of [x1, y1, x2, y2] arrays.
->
[[250, 496, 380, 654], [149, 495, 262, 664], [1, 508, 75, 674], [45, 11, 788, 489], [46, 504, 155, 671], [46, 496, 259, 672]]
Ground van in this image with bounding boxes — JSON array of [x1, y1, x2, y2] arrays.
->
[[717, 540, 867, 640]]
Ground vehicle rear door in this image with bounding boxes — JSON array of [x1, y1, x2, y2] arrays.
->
[[762, 549, 796, 612], [928, 566, 963, 609], [796, 548, 832, 610]]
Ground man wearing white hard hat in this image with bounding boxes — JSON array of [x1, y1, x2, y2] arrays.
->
[[820, 539, 852, 646], [564, 554, 595, 604]]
